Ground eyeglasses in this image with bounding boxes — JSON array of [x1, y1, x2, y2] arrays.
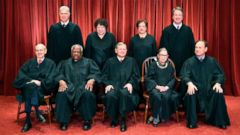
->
[[158, 54, 168, 56]]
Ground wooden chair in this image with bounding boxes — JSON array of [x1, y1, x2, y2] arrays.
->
[[16, 94, 53, 125], [141, 56, 180, 123]]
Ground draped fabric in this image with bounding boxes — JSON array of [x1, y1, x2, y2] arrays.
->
[[0, 0, 239, 96]]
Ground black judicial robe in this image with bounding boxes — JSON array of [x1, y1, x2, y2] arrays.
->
[[102, 56, 140, 118], [144, 60, 178, 120], [129, 34, 157, 74], [160, 24, 195, 76], [84, 32, 116, 69], [180, 56, 230, 126], [55, 57, 101, 122], [13, 58, 56, 104], [47, 22, 83, 64]]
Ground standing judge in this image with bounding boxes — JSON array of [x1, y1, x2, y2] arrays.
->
[[47, 6, 83, 64]]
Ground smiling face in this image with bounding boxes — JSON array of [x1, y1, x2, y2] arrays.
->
[[59, 6, 70, 23], [96, 24, 107, 36], [71, 46, 83, 61], [172, 9, 183, 24], [35, 44, 47, 59], [115, 43, 127, 58], [195, 41, 208, 57]]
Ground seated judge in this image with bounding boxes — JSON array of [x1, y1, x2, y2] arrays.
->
[[180, 40, 230, 129], [144, 48, 179, 127], [102, 42, 140, 132], [54, 44, 101, 131], [13, 43, 56, 132]]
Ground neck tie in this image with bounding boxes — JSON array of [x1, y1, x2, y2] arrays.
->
[[177, 26, 180, 30], [38, 59, 42, 64]]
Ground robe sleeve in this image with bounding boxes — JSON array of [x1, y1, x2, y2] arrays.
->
[[180, 60, 192, 84], [128, 38, 134, 56], [110, 35, 117, 57], [84, 34, 92, 58], [166, 65, 176, 89], [188, 28, 195, 56], [40, 62, 57, 90], [86, 59, 101, 83], [54, 60, 68, 83], [101, 60, 113, 86], [12, 61, 32, 89], [74, 25, 83, 47], [144, 63, 157, 92], [152, 38, 157, 56], [160, 29, 168, 48], [46, 26, 55, 58], [212, 59, 225, 85], [128, 59, 140, 91]]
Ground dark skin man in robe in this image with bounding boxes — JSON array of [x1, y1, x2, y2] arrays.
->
[[180, 40, 230, 129], [54, 44, 101, 131]]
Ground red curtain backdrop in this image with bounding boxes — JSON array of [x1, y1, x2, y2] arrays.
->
[[0, 0, 239, 96]]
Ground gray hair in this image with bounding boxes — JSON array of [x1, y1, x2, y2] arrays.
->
[[71, 44, 83, 52], [59, 6, 70, 13], [35, 43, 46, 50]]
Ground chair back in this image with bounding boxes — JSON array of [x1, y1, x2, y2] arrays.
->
[[141, 56, 180, 84]]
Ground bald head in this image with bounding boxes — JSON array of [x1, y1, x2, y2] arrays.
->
[[35, 43, 46, 50], [35, 43, 47, 59]]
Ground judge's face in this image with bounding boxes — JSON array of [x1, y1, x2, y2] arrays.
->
[[71, 47, 82, 61], [137, 22, 147, 34], [59, 7, 70, 23], [195, 41, 208, 57], [157, 50, 169, 65], [96, 24, 106, 36], [172, 10, 183, 24], [35, 45, 47, 59], [115, 44, 127, 58]]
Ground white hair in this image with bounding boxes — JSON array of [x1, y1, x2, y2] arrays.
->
[[59, 6, 70, 13], [71, 44, 83, 52], [35, 43, 46, 50]]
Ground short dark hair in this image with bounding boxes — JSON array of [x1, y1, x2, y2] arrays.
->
[[136, 19, 148, 28], [196, 40, 208, 48], [172, 6, 184, 16], [94, 18, 108, 29]]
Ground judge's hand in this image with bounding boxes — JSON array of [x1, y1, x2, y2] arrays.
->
[[124, 83, 133, 94], [105, 85, 114, 94], [156, 85, 169, 92], [58, 80, 68, 92], [85, 79, 95, 91], [213, 83, 223, 93], [31, 80, 41, 86], [187, 82, 198, 95]]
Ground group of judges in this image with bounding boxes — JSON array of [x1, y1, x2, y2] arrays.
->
[[13, 5, 230, 133]]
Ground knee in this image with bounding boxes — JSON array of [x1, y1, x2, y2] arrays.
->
[[82, 90, 95, 98], [119, 88, 129, 97]]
